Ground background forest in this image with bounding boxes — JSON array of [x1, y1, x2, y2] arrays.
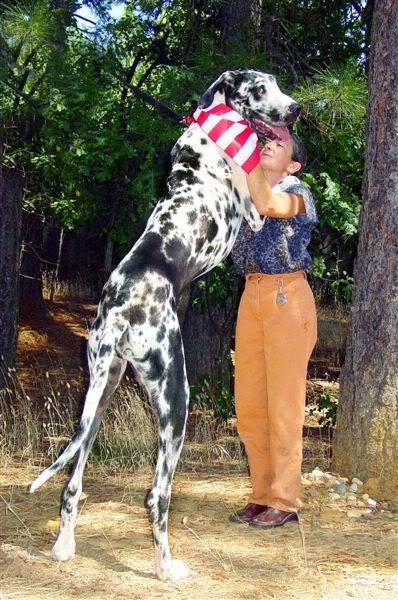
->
[[0, 0, 370, 410]]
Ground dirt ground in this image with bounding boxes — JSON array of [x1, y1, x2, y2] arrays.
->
[[1, 460, 397, 600], [1, 298, 396, 599]]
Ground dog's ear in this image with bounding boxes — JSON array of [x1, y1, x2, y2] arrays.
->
[[198, 70, 240, 108], [198, 73, 227, 108]]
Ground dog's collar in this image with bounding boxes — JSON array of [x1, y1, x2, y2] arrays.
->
[[183, 101, 260, 174], [184, 101, 250, 129]]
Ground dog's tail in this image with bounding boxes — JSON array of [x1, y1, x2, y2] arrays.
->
[[30, 338, 120, 494]]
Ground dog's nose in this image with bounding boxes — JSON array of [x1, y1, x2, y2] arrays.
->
[[288, 103, 301, 118]]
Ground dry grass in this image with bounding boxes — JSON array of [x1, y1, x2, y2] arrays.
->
[[0, 367, 333, 479], [0, 374, 155, 470], [0, 368, 250, 475], [43, 272, 99, 303], [1, 462, 397, 600]]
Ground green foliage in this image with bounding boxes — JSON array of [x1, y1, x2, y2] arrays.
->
[[304, 173, 360, 238], [296, 62, 367, 137], [190, 375, 235, 422], [308, 388, 339, 428], [1, 0, 368, 284], [303, 172, 360, 301], [1, 0, 61, 49], [191, 262, 238, 313]]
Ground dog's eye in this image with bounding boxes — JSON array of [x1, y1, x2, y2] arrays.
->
[[255, 86, 266, 96]]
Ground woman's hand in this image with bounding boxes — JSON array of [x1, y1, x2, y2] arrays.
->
[[246, 164, 306, 219]]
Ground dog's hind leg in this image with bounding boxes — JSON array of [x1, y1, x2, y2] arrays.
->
[[30, 329, 127, 493], [51, 355, 126, 561], [136, 324, 190, 581]]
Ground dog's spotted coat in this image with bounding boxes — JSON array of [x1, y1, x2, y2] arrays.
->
[[30, 69, 299, 581]]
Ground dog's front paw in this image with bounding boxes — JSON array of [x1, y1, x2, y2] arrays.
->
[[156, 558, 190, 581], [244, 199, 265, 232], [51, 536, 76, 561]]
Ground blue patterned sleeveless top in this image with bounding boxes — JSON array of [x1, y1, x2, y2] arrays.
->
[[231, 175, 318, 275]]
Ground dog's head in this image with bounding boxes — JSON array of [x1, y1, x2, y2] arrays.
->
[[198, 69, 300, 141]]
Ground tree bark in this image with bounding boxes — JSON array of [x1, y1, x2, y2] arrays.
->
[[332, 0, 398, 495], [181, 276, 243, 411], [220, 0, 263, 52], [19, 214, 48, 319], [0, 154, 23, 388]]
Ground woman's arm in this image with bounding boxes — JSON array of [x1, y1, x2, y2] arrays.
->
[[246, 164, 306, 219]]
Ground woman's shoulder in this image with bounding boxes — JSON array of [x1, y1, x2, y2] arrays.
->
[[274, 175, 308, 194]]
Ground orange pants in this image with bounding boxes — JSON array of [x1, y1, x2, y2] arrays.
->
[[234, 271, 317, 511]]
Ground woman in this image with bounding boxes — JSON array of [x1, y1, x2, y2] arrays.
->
[[230, 133, 318, 529]]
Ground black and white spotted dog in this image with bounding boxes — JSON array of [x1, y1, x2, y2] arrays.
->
[[30, 69, 299, 581]]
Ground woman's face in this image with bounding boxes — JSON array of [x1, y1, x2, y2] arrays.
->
[[259, 137, 299, 176]]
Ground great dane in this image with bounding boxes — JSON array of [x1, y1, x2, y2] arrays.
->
[[30, 69, 299, 581]]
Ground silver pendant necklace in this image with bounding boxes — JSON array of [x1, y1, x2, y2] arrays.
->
[[276, 279, 288, 304]]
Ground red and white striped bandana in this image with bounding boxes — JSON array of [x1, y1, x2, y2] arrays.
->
[[187, 101, 260, 174]]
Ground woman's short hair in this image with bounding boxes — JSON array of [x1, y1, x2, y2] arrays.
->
[[290, 132, 307, 177]]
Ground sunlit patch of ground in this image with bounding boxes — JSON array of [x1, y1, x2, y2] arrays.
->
[[3, 293, 395, 598], [1, 462, 397, 600]]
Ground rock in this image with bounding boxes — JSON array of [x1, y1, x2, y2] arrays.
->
[[367, 498, 377, 507], [352, 477, 363, 487], [388, 500, 398, 512], [381, 502, 389, 510], [328, 493, 340, 501], [347, 509, 364, 519], [301, 478, 312, 487], [356, 501, 365, 507], [335, 481, 347, 495], [347, 495, 357, 504], [349, 483, 358, 493], [363, 478, 380, 495], [312, 467, 324, 478], [362, 494, 369, 501], [361, 514, 376, 521]]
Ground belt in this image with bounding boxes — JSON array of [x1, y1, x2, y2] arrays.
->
[[246, 271, 307, 281]]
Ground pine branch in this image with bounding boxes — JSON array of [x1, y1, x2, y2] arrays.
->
[[111, 72, 183, 123], [72, 12, 97, 26], [119, 51, 145, 110], [136, 58, 160, 88]]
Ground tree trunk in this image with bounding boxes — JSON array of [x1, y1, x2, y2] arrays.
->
[[19, 214, 48, 318], [332, 0, 398, 496], [220, 0, 263, 52], [0, 157, 23, 388], [49, 228, 64, 303], [181, 276, 243, 413]]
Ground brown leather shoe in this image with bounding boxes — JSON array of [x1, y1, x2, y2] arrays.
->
[[229, 503, 267, 524], [250, 507, 299, 529]]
